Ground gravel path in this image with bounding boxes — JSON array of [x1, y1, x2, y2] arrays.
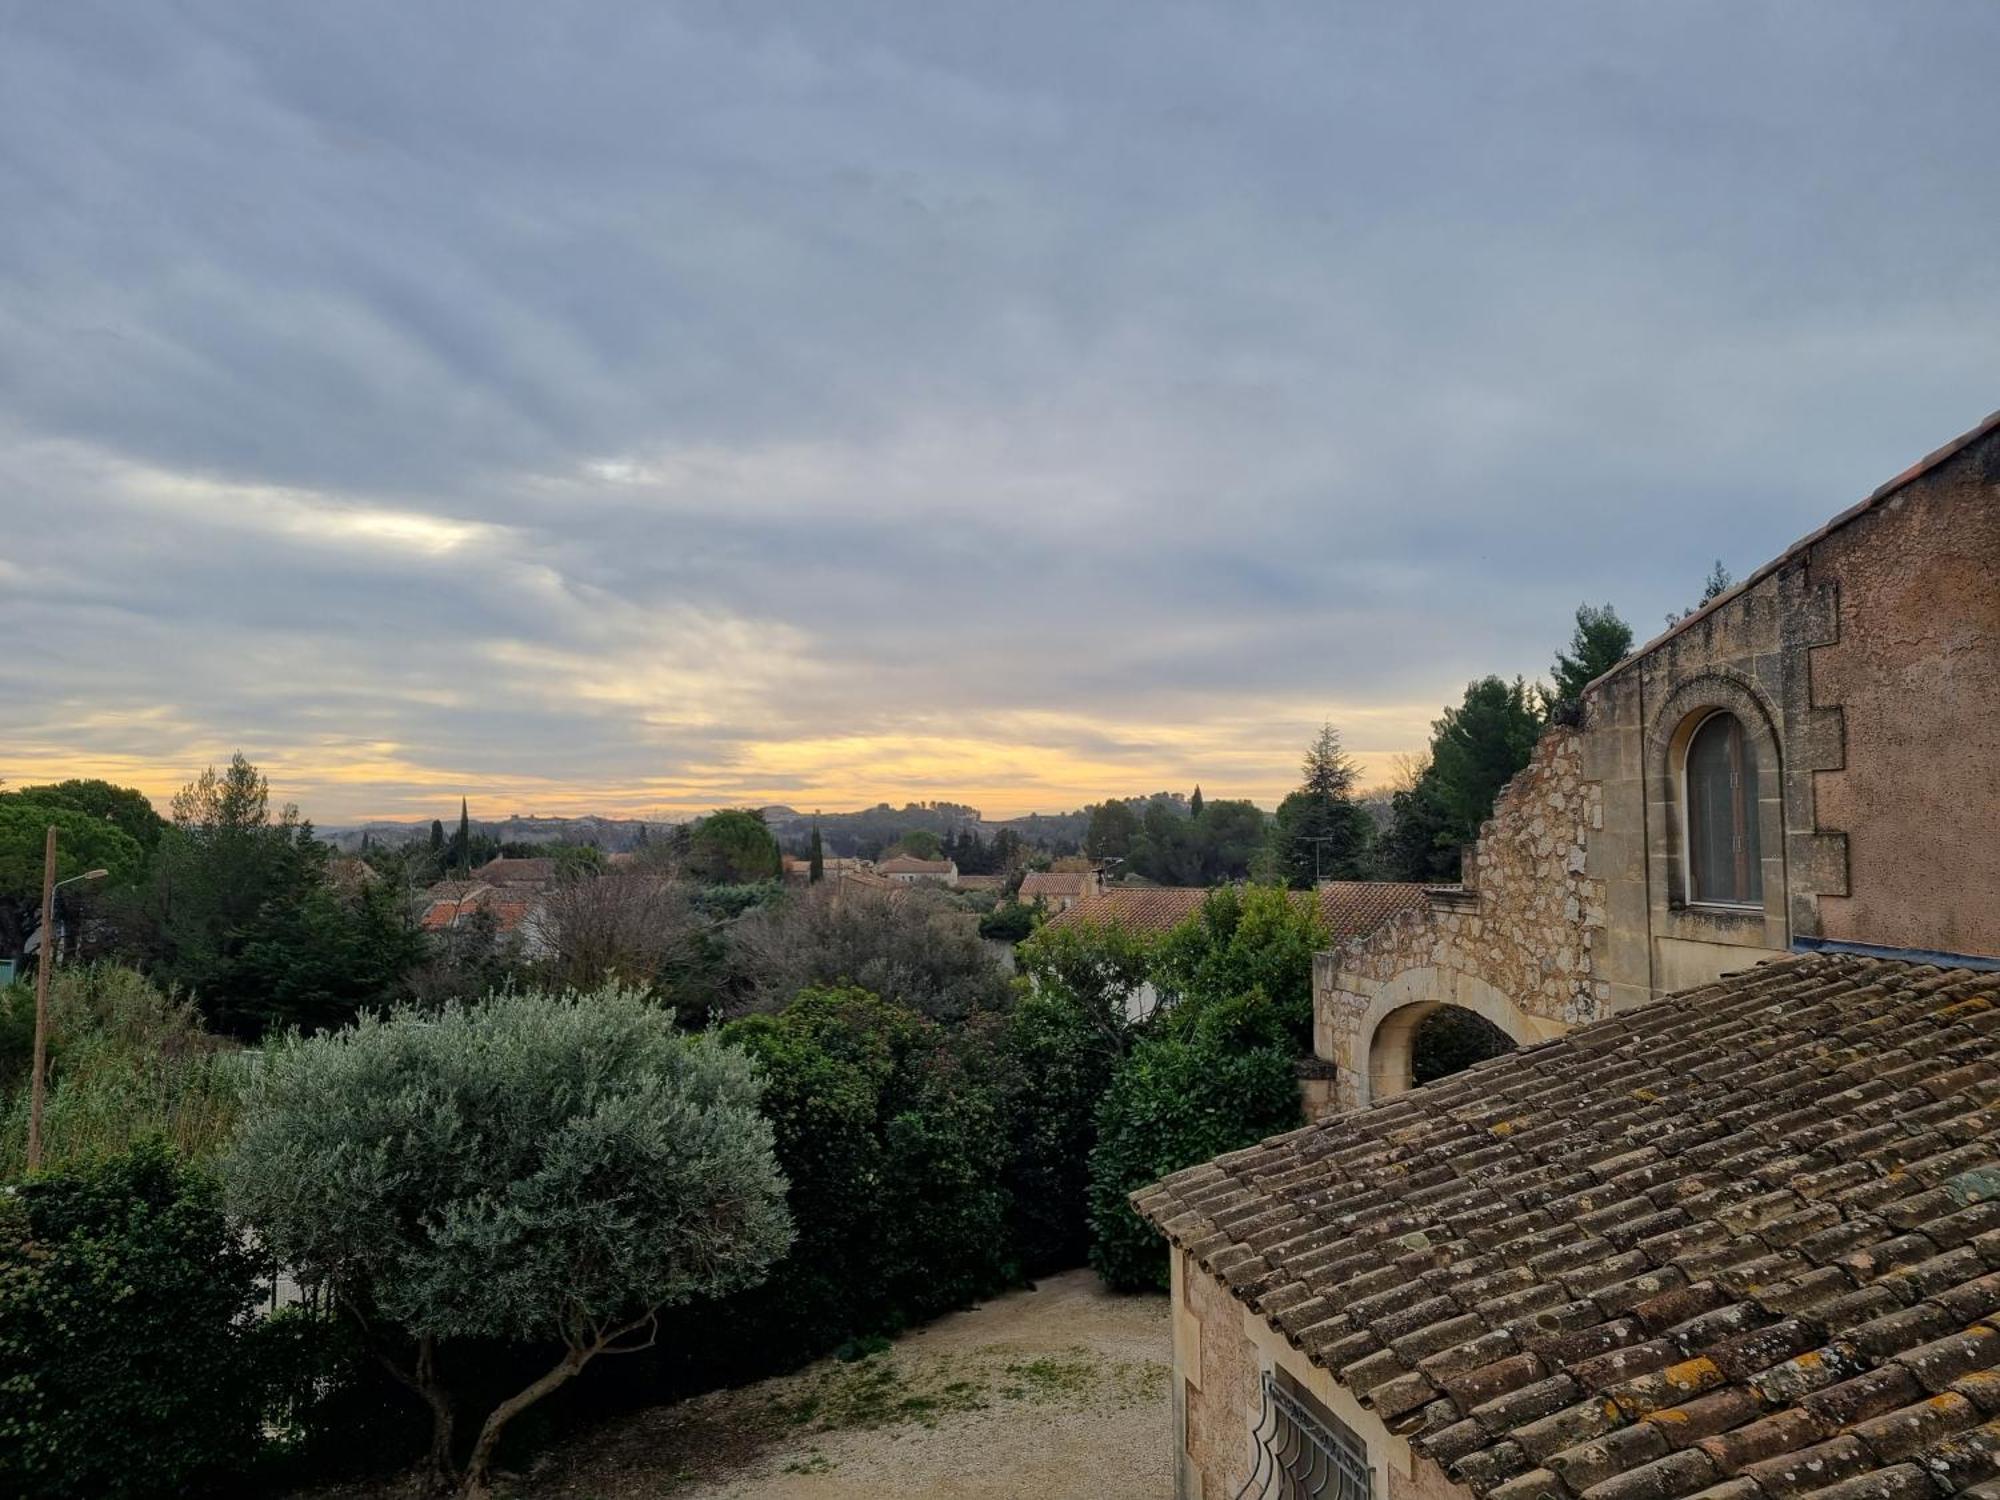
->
[[524, 1269, 1173, 1499]]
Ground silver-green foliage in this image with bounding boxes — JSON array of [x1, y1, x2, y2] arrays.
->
[[223, 987, 792, 1493]]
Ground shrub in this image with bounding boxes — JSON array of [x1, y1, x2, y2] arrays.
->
[[1001, 989, 1122, 1273], [729, 885, 1011, 1022], [0, 964, 240, 1176], [223, 987, 793, 1498], [1150, 885, 1326, 1050], [0, 1142, 265, 1500], [1087, 1008, 1301, 1292], [688, 987, 1014, 1380]]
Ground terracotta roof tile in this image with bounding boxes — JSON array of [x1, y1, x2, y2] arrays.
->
[[1132, 953, 2000, 1500]]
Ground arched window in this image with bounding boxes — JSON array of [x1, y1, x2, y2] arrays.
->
[[1684, 711, 1762, 905]]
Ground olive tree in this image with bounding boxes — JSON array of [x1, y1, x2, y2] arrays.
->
[[223, 988, 792, 1498]]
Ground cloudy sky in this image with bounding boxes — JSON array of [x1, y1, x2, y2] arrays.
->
[[3, 4, 1996, 824]]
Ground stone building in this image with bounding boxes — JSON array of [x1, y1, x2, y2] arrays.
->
[[1317, 408, 2000, 1113], [1141, 409, 2000, 1500]]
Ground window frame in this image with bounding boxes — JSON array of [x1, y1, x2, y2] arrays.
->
[[1679, 708, 1763, 911]]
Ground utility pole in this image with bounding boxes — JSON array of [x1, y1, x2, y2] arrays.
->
[[27, 826, 55, 1173], [1306, 833, 1338, 884], [26, 830, 108, 1174]]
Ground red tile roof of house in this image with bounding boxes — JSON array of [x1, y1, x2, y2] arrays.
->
[[1134, 952, 2000, 1500], [1021, 871, 1094, 899], [877, 856, 955, 875]]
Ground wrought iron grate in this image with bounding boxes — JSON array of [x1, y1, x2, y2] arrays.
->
[[1235, 1369, 1373, 1500]]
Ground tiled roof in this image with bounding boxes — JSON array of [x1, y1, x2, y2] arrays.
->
[[1133, 953, 2000, 1500], [1319, 880, 1435, 944], [420, 884, 535, 934], [878, 856, 954, 875], [1044, 885, 1207, 930], [1043, 881, 1430, 941], [1021, 871, 1094, 898], [956, 874, 1006, 891]]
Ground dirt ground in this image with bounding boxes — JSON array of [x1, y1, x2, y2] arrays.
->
[[316, 1270, 1173, 1500]]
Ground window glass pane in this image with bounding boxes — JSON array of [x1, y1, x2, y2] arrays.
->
[[1687, 713, 1761, 905]]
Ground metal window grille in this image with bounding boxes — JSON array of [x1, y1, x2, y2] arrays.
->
[[1236, 1370, 1373, 1500]]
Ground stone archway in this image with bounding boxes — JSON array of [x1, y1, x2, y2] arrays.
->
[[1345, 966, 1560, 1105]]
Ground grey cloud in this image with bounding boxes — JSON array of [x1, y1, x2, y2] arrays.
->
[[3, 2, 1997, 817]]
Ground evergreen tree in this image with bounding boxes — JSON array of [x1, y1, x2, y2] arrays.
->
[[1189, 785, 1204, 820], [1549, 603, 1635, 710], [1427, 677, 1543, 845], [1262, 724, 1371, 888], [455, 797, 471, 875], [1667, 559, 1734, 626], [809, 823, 825, 883], [429, 818, 444, 855]]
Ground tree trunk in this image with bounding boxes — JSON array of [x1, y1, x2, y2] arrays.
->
[[458, 1348, 587, 1500], [417, 1335, 457, 1496]]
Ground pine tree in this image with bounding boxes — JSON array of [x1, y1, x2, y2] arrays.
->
[[1189, 785, 1205, 820], [809, 822, 825, 883], [1301, 724, 1358, 800], [1549, 603, 1634, 710]]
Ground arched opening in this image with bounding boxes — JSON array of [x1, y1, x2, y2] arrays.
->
[[1413, 1005, 1517, 1083], [1367, 1000, 1518, 1098]]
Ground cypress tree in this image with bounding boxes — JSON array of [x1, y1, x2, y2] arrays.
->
[[457, 797, 471, 875], [430, 819, 445, 854], [1189, 785, 1205, 820], [809, 822, 825, 883]]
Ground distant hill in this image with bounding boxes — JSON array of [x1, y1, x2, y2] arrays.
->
[[320, 813, 663, 854], [324, 792, 1267, 861]]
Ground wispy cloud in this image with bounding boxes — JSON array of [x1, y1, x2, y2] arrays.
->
[[3, 2, 1997, 822]]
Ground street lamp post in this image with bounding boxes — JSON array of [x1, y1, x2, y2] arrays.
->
[[25, 826, 109, 1173]]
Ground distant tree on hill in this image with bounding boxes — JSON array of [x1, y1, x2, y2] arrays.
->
[[1549, 603, 1634, 711], [453, 797, 471, 874], [1084, 800, 1140, 862], [686, 809, 782, 885], [1189, 785, 1204, 820], [888, 829, 944, 862]]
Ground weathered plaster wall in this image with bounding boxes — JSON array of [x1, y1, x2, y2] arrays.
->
[[1173, 1249, 1474, 1500], [1316, 728, 1599, 1109], [1807, 435, 2000, 958]]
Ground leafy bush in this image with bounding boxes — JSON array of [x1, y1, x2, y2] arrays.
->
[[224, 987, 792, 1498], [0, 964, 240, 1176], [729, 885, 1011, 1021], [1087, 1005, 1301, 1292], [688, 987, 1014, 1380], [0, 1142, 265, 1500], [1150, 885, 1326, 1050], [978, 898, 1039, 943], [1001, 989, 1122, 1274]]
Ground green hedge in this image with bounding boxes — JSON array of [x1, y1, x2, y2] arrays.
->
[[1087, 1022, 1301, 1292], [0, 1142, 266, 1499]]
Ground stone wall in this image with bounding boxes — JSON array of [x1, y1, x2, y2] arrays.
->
[[1173, 1247, 1474, 1500], [1313, 726, 1600, 1109]]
